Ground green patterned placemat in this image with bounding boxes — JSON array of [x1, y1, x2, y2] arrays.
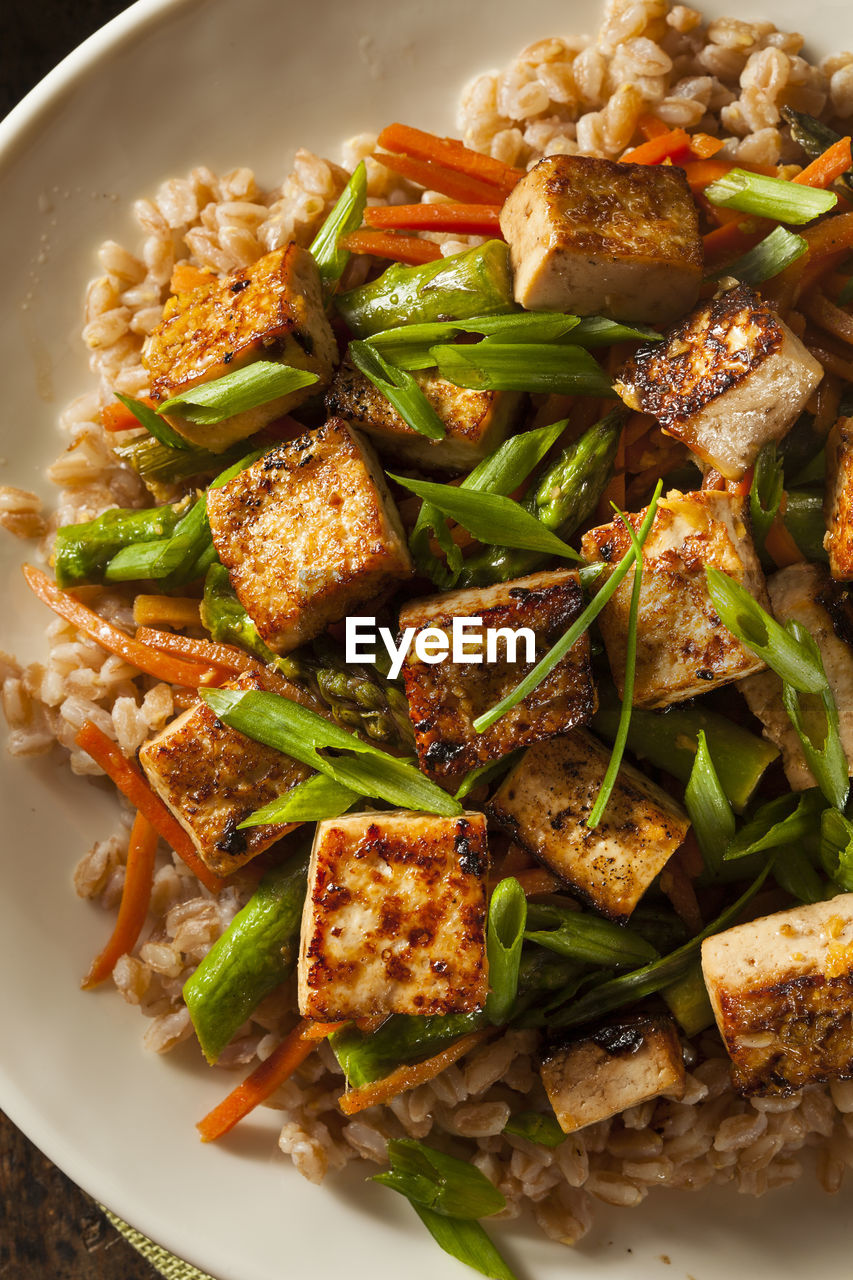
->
[[100, 1207, 219, 1280]]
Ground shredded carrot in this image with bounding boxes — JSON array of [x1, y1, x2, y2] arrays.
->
[[623, 413, 656, 448], [371, 151, 509, 206], [101, 397, 154, 433], [339, 229, 443, 266], [132, 595, 202, 630], [134, 626, 255, 676], [376, 123, 523, 197], [22, 565, 220, 688], [364, 202, 504, 236], [514, 868, 561, 896], [82, 811, 158, 989], [721, 466, 754, 501], [299, 1019, 349, 1041], [75, 719, 224, 894], [701, 219, 766, 263], [793, 136, 853, 190], [170, 262, 216, 294], [680, 158, 734, 191], [637, 113, 671, 141], [764, 516, 806, 568], [198, 1019, 336, 1141], [689, 133, 725, 159], [701, 468, 727, 492], [621, 128, 691, 165], [338, 1030, 491, 1117], [803, 289, 853, 345]]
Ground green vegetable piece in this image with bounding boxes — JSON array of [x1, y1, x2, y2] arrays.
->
[[336, 240, 516, 338], [502, 1111, 567, 1148], [704, 168, 837, 224], [709, 226, 808, 286], [349, 340, 446, 439], [367, 311, 582, 370], [485, 878, 527, 1026], [685, 730, 736, 878], [411, 1205, 518, 1280], [112, 437, 246, 490], [158, 362, 319, 426], [661, 963, 715, 1037], [782, 620, 850, 810], [182, 849, 309, 1063], [562, 316, 663, 347], [725, 789, 827, 861], [239, 772, 360, 826], [200, 562, 278, 664], [749, 444, 784, 561], [774, 844, 828, 904], [432, 342, 615, 397], [820, 807, 853, 891], [330, 1011, 487, 1087], [373, 1138, 505, 1219], [524, 902, 659, 969], [781, 106, 853, 193], [309, 161, 368, 293], [115, 393, 189, 449], [784, 491, 829, 562], [53, 501, 186, 588]]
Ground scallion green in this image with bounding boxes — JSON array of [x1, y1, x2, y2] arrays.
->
[[710, 226, 808, 285], [432, 342, 615, 397], [704, 168, 838, 224], [749, 444, 784, 559], [309, 161, 368, 294], [820, 807, 853, 891], [485, 878, 527, 1026], [724, 789, 826, 861], [782, 620, 850, 809], [239, 772, 360, 826], [158, 362, 319, 426], [524, 902, 659, 969], [373, 1138, 506, 1220], [115, 393, 189, 449], [411, 1206, 518, 1280], [502, 1112, 566, 1148], [349, 340, 445, 439], [685, 730, 736, 878]]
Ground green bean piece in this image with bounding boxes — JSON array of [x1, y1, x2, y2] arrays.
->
[[182, 848, 310, 1063], [335, 240, 516, 338], [329, 1011, 488, 1088], [53, 502, 186, 587]]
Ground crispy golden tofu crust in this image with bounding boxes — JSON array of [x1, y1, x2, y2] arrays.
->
[[298, 811, 489, 1020], [207, 419, 412, 653], [138, 669, 319, 875], [825, 417, 853, 580], [581, 490, 769, 708], [489, 730, 689, 921], [399, 570, 596, 781], [143, 244, 337, 449]]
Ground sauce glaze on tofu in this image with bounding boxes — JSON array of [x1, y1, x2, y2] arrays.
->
[[701, 895, 853, 1095], [489, 730, 689, 922], [298, 811, 489, 1021], [500, 154, 702, 326], [581, 490, 769, 709], [399, 570, 597, 781], [615, 283, 823, 480], [143, 244, 338, 451], [207, 418, 413, 654]]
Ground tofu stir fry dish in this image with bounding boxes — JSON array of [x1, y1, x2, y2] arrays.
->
[[10, 1, 853, 1269]]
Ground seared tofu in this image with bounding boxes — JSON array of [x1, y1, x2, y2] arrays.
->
[[489, 730, 689, 922], [740, 563, 853, 790], [138, 669, 320, 876], [143, 244, 337, 451], [615, 284, 823, 480], [207, 419, 412, 654], [581, 490, 769, 709], [540, 1014, 686, 1134], [825, 416, 853, 579], [298, 811, 489, 1020], [326, 359, 524, 472], [702, 895, 853, 1095], [499, 154, 702, 326], [399, 570, 596, 782]]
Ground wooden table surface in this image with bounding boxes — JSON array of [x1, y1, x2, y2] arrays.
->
[[1, 6, 164, 1276]]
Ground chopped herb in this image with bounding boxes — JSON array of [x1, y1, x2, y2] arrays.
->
[[158, 362, 319, 426]]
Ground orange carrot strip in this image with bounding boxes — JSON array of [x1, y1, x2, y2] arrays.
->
[[514, 868, 560, 896], [637, 113, 671, 141], [689, 133, 725, 159], [377, 123, 523, 196], [701, 219, 765, 262], [803, 289, 853, 345], [339, 229, 443, 265], [301, 1020, 349, 1041], [82, 811, 158, 989], [725, 466, 754, 500], [101, 397, 155, 433], [338, 1030, 491, 1117], [75, 719, 224, 894], [621, 128, 691, 165], [134, 626, 255, 675], [371, 151, 508, 205], [22, 565, 219, 688], [364, 202, 504, 236], [680, 158, 735, 191], [170, 262, 216, 294], [132, 595, 202, 630], [793, 136, 853, 190], [198, 1019, 331, 1141], [765, 517, 806, 568]]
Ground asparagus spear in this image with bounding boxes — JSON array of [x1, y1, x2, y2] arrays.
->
[[201, 563, 280, 665], [330, 1011, 488, 1087], [53, 501, 187, 587], [182, 847, 309, 1063], [113, 436, 246, 497], [456, 409, 621, 588], [335, 240, 516, 339]]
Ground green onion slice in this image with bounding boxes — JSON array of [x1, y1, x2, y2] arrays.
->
[[524, 902, 659, 969], [432, 342, 615, 396], [820, 807, 853, 891], [710, 226, 808, 285], [239, 772, 360, 826], [704, 168, 838, 224], [158, 362, 319, 426], [485, 878, 527, 1026], [309, 161, 368, 294], [411, 1206, 518, 1280], [749, 444, 784, 558], [115, 393, 190, 450], [373, 1138, 505, 1220], [685, 730, 736, 878], [782, 620, 849, 810], [502, 1112, 566, 1148], [724, 789, 826, 861], [349, 340, 445, 439], [773, 845, 827, 904], [562, 316, 663, 347]]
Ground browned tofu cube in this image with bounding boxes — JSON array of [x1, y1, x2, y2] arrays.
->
[[207, 419, 412, 653], [825, 416, 853, 579], [499, 154, 702, 326], [581, 490, 769, 709], [138, 669, 320, 875], [740, 563, 853, 791], [489, 730, 689, 922], [615, 284, 823, 480], [701, 895, 853, 1095], [398, 570, 597, 782], [540, 1014, 686, 1134], [143, 244, 337, 451], [325, 359, 524, 472], [298, 810, 489, 1020]]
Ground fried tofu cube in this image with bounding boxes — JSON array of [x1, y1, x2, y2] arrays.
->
[[143, 244, 337, 451], [825, 416, 853, 579], [325, 358, 524, 472], [701, 895, 853, 1095], [580, 490, 769, 709], [499, 154, 702, 326], [399, 570, 597, 782], [207, 419, 412, 653], [489, 730, 689, 921], [615, 284, 823, 480], [298, 811, 489, 1020], [540, 1014, 686, 1134], [740, 563, 853, 791], [138, 670, 320, 875]]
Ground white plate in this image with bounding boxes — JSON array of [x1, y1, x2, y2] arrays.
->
[[1, 1, 853, 1277]]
